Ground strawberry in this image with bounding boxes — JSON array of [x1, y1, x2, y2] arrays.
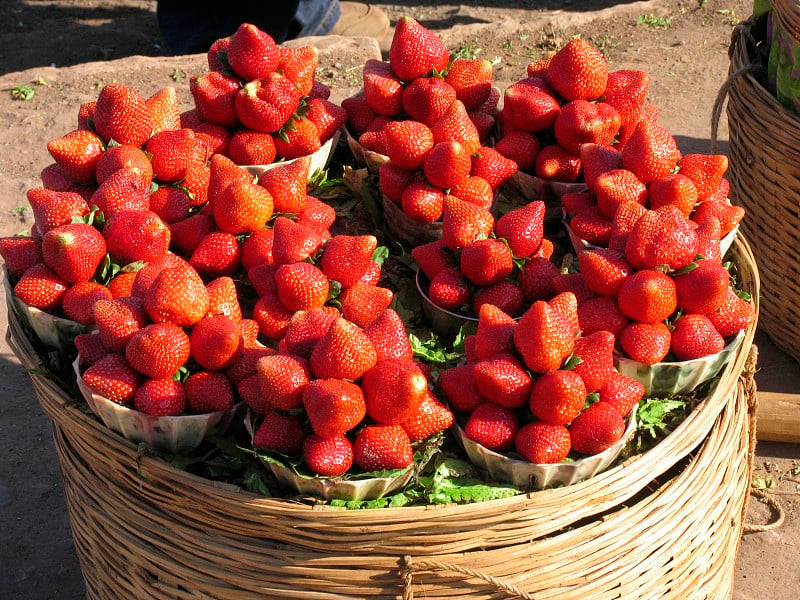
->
[[146, 86, 182, 133], [674, 259, 730, 314], [423, 140, 472, 189], [494, 130, 540, 172], [359, 261, 382, 286], [694, 217, 723, 263], [189, 314, 242, 371], [125, 322, 190, 379], [550, 291, 581, 340], [401, 181, 444, 223], [535, 144, 581, 183], [363, 309, 414, 362], [143, 264, 210, 327], [358, 118, 390, 154], [253, 292, 294, 339], [39, 163, 74, 191], [528, 370, 586, 426], [601, 69, 649, 136], [514, 300, 575, 374], [427, 266, 471, 311], [470, 146, 518, 190], [274, 262, 329, 312], [133, 378, 186, 416], [708, 177, 730, 203], [616, 270, 677, 323], [438, 364, 483, 414], [148, 186, 189, 224], [214, 180, 274, 234], [354, 425, 414, 471], [310, 317, 377, 381], [254, 354, 311, 413], [570, 206, 613, 247], [130, 254, 190, 298], [495, 201, 545, 259], [277, 45, 318, 96], [253, 411, 304, 455], [647, 174, 698, 217], [93, 84, 154, 146], [206, 276, 243, 322], [594, 169, 647, 218], [625, 205, 698, 270], [180, 164, 211, 205], [170, 214, 215, 256], [248, 263, 279, 297], [577, 296, 628, 339], [60, 282, 112, 325], [608, 200, 648, 254], [363, 59, 404, 116], [465, 402, 518, 452], [27, 188, 90, 235], [241, 229, 275, 270], [235, 74, 300, 133], [192, 121, 231, 159], [271, 216, 327, 265], [562, 190, 598, 216], [145, 128, 198, 183], [206, 36, 231, 72], [227, 345, 276, 384], [554, 100, 620, 155], [237, 373, 264, 409], [384, 120, 435, 170], [473, 353, 532, 409], [410, 240, 453, 280], [273, 116, 321, 159], [402, 77, 457, 126], [621, 121, 681, 184], [228, 130, 277, 165], [678, 154, 728, 200], [39, 223, 105, 285], [303, 434, 353, 476], [546, 38, 608, 101], [515, 421, 572, 464], [257, 156, 309, 214], [441, 195, 494, 251], [298, 196, 336, 230], [473, 304, 516, 359], [473, 281, 524, 317], [13, 263, 68, 312], [378, 162, 418, 203], [306, 98, 347, 143], [431, 100, 481, 155], [445, 58, 493, 110], [691, 200, 745, 236], [389, 16, 449, 82], [277, 306, 337, 359], [0, 236, 42, 278], [619, 321, 671, 364], [572, 331, 616, 393], [46, 129, 104, 184], [707, 288, 755, 338], [362, 359, 427, 424], [552, 272, 595, 305], [459, 239, 513, 287], [469, 110, 496, 142], [339, 283, 393, 328], [599, 372, 644, 417], [569, 401, 625, 455], [104, 210, 171, 266], [670, 314, 725, 360], [581, 144, 623, 191], [578, 248, 632, 298], [341, 92, 375, 136], [183, 370, 234, 413], [303, 378, 366, 437], [501, 77, 561, 133], [75, 332, 109, 366], [82, 353, 141, 405], [401, 391, 453, 442], [90, 168, 151, 217], [77, 101, 96, 131], [190, 72, 241, 128], [207, 153, 253, 206], [93, 297, 148, 352], [450, 176, 494, 209], [226, 23, 279, 81], [318, 235, 377, 288]]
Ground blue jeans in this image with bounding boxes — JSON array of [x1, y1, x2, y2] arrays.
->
[[157, 0, 342, 55]]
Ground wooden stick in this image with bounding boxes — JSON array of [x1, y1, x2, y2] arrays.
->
[[756, 392, 800, 443]]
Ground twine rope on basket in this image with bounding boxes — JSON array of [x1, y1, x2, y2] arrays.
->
[[400, 555, 537, 600]]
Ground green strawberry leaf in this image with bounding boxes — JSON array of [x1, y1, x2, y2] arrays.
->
[[562, 354, 583, 370], [674, 262, 699, 276], [635, 396, 688, 440], [371, 246, 390, 266]]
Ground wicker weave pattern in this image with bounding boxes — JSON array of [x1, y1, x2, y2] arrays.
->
[[5, 238, 760, 599]]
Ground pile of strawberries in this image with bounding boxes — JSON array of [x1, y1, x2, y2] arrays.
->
[[439, 293, 643, 463], [341, 17, 517, 224]]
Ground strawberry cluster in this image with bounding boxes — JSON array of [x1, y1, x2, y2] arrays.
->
[[341, 17, 517, 224], [190, 23, 346, 164], [439, 293, 643, 462]]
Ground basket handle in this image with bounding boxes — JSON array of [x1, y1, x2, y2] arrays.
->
[[400, 555, 537, 600]]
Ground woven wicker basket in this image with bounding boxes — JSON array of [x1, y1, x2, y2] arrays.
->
[[724, 14, 800, 362], [6, 237, 760, 600]]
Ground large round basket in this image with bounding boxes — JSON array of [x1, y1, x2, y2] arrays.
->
[[6, 237, 760, 599], [725, 13, 800, 362]]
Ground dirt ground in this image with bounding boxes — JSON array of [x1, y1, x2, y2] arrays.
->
[[0, 1, 798, 599]]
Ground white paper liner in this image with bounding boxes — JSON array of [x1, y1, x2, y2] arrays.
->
[[241, 129, 340, 179], [343, 125, 390, 174], [415, 271, 477, 338]]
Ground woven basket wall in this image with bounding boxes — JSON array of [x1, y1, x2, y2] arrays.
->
[[726, 14, 800, 362], [5, 237, 760, 600]]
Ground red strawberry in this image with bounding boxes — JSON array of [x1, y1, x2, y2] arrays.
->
[[438, 364, 483, 414], [471, 146, 518, 190], [691, 200, 745, 236], [241, 229, 274, 270], [104, 210, 171, 266], [149, 186, 190, 224], [273, 116, 321, 159], [46, 130, 104, 184], [363, 59, 404, 116], [708, 176, 730, 202], [207, 36, 233, 72], [303, 378, 366, 437], [363, 309, 414, 362], [227, 346, 276, 384], [214, 180, 274, 234], [546, 38, 608, 101], [341, 92, 375, 136], [401, 391, 454, 442], [306, 98, 347, 143], [625, 205, 698, 270], [572, 330, 616, 393], [594, 169, 648, 218], [90, 168, 151, 217], [535, 144, 581, 183], [253, 354, 311, 413], [431, 100, 481, 155], [441, 195, 494, 251], [674, 259, 730, 314], [75, 332, 109, 366], [647, 174, 698, 217], [354, 425, 414, 471], [526, 55, 553, 78], [253, 292, 296, 340], [552, 272, 595, 305], [694, 216, 723, 263], [146, 86, 182, 133], [495, 201, 545, 259], [93, 84, 154, 146], [358, 117, 390, 154], [206, 276, 242, 322], [473, 353, 532, 409], [27, 188, 90, 235], [554, 100, 620, 155], [130, 254, 190, 298], [236, 74, 300, 133], [143, 264, 210, 327], [570, 206, 612, 247], [298, 196, 336, 231], [253, 410, 304, 455], [550, 291, 581, 339], [601, 69, 649, 136], [450, 176, 494, 210], [59, 281, 109, 328], [303, 434, 353, 476], [619, 321, 671, 364], [670, 314, 725, 360], [277, 45, 318, 96], [473, 303, 516, 359], [170, 214, 215, 256], [271, 216, 327, 265], [465, 402, 519, 452], [423, 140, 471, 189], [257, 156, 309, 215], [384, 120, 435, 170], [445, 58, 493, 110], [562, 190, 598, 217], [514, 300, 575, 374], [318, 234, 378, 288], [577, 296, 628, 339], [410, 240, 453, 280], [93, 297, 148, 352], [281, 308, 339, 358], [529, 370, 586, 425], [608, 200, 648, 254], [339, 283, 393, 328], [515, 422, 571, 464], [39, 163, 75, 191], [226, 23, 279, 81], [189, 315, 242, 371], [125, 322, 190, 379], [578, 248, 632, 298], [389, 16, 449, 82], [707, 288, 755, 338], [274, 262, 329, 312], [0, 236, 42, 278], [310, 317, 377, 380], [180, 163, 211, 204], [459, 239, 513, 287], [599, 372, 644, 417], [569, 401, 625, 455], [77, 101, 96, 131], [501, 77, 561, 133], [428, 266, 471, 311], [616, 269, 677, 323], [190, 72, 241, 128], [678, 154, 728, 200], [228, 130, 277, 166], [248, 263, 279, 296], [145, 128, 198, 183], [192, 121, 231, 159], [39, 223, 105, 285], [494, 130, 540, 172], [362, 359, 427, 424], [581, 144, 623, 191], [473, 281, 524, 317], [378, 162, 417, 203], [621, 121, 681, 184], [13, 263, 68, 312], [469, 109, 496, 142], [207, 154, 253, 206], [401, 181, 445, 223], [81, 353, 141, 405], [133, 378, 186, 416], [402, 77, 457, 126]]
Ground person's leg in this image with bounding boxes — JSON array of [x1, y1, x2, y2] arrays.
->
[[290, 0, 342, 40]]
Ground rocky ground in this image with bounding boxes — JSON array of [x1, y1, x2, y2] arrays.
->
[[0, 1, 797, 598]]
